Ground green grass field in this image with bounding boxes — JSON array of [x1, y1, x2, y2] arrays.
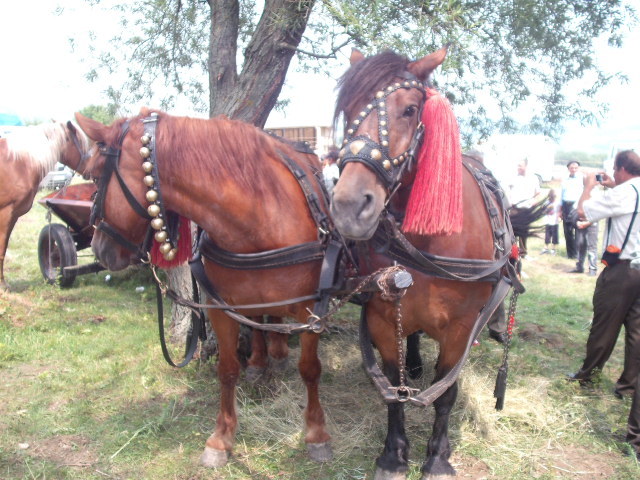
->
[[0, 190, 639, 479]]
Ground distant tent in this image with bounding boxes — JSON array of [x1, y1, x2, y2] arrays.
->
[[0, 113, 23, 126]]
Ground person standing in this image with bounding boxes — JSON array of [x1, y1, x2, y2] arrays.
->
[[506, 158, 541, 257], [560, 160, 584, 259], [542, 189, 561, 255], [572, 219, 599, 275], [567, 150, 640, 399], [322, 147, 340, 195]]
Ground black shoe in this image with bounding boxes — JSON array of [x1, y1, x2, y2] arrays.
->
[[489, 330, 508, 345], [566, 372, 593, 387], [614, 389, 623, 399], [569, 269, 584, 273], [588, 270, 597, 277]]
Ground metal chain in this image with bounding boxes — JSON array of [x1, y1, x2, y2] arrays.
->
[[501, 290, 519, 364]]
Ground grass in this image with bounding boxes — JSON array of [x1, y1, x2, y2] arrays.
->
[[0, 189, 639, 479]]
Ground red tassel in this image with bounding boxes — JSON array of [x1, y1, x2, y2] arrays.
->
[[150, 216, 192, 268], [402, 89, 462, 236]]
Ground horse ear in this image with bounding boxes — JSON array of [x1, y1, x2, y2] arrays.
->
[[350, 49, 366, 65], [66, 121, 77, 134], [407, 46, 448, 82], [74, 112, 106, 142]]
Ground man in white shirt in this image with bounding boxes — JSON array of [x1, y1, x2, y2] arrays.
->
[[568, 150, 640, 414], [560, 161, 584, 259]]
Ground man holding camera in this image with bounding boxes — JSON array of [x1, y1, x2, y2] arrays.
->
[[567, 149, 640, 457]]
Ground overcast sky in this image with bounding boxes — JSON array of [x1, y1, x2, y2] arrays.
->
[[1, 1, 638, 154]]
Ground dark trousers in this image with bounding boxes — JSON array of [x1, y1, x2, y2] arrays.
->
[[628, 372, 640, 454], [574, 261, 640, 394], [562, 201, 577, 258]]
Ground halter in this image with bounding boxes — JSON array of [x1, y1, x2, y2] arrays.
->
[[338, 73, 426, 190], [90, 113, 182, 262]]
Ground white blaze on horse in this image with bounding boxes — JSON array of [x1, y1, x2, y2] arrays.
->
[[0, 122, 90, 291]]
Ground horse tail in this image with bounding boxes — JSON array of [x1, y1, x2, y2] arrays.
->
[[509, 195, 548, 239]]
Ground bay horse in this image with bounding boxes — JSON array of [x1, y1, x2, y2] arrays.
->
[[330, 48, 528, 479], [0, 122, 90, 291], [69, 109, 339, 467]]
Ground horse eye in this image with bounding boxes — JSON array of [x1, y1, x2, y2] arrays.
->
[[403, 105, 418, 117]]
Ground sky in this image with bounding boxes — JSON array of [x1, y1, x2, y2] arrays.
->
[[1, 1, 638, 154]]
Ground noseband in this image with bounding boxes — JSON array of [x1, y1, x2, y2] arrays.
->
[[338, 74, 426, 190], [90, 113, 182, 262]]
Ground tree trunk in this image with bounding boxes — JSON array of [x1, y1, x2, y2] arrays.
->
[[209, 0, 316, 125]]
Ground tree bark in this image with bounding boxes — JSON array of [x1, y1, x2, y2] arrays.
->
[[209, 0, 316, 126]]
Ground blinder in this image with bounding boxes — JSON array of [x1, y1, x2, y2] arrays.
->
[[338, 75, 426, 190]]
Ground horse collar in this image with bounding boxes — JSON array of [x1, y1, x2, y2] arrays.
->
[[338, 76, 426, 189]]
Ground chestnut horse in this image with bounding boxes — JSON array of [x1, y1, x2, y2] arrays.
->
[[70, 110, 337, 467], [330, 48, 525, 479], [0, 122, 90, 290]]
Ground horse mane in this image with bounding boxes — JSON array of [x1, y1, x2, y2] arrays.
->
[[149, 110, 301, 200], [334, 50, 411, 127], [2, 122, 84, 178]]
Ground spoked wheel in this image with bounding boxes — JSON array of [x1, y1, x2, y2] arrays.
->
[[38, 223, 78, 288]]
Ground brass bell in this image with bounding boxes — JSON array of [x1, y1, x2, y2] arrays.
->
[[382, 140, 389, 147], [154, 230, 168, 243], [159, 241, 172, 255], [382, 160, 392, 170], [142, 161, 153, 173], [393, 159, 399, 166], [143, 175, 155, 187], [147, 204, 161, 217], [370, 149, 382, 161], [381, 129, 388, 136], [339, 147, 347, 158], [350, 140, 365, 155], [379, 120, 387, 127], [354, 119, 361, 125], [164, 248, 177, 261], [145, 190, 158, 202], [150, 218, 164, 230], [379, 102, 386, 108], [359, 111, 367, 117], [140, 147, 151, 159], [375, 91, 385, 99], [347, 128, 354, 135], [367, 104, 373, 110], [141, 134, 151, 145]]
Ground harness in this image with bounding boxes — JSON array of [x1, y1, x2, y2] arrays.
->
[[338, 72, 524, 406]]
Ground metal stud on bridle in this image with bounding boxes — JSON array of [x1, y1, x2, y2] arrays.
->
[[338, 77, 426, 189]]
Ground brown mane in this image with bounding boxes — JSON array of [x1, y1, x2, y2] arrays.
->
[[104, 110, 304, 200], [333, 50, 411, 127]]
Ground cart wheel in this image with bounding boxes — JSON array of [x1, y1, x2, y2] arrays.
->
[[38, 223, 78, 287]]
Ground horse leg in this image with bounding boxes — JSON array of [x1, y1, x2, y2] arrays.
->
[[374, 361, 410, 480], [201, 313, 241, 468], [298, 331, 332, 462], [420, 377, 458, 479], [405, 331, 423, 379], [0, 208, 18, 292], [245, 320, 268, 382], [266, 316, 289, 374]]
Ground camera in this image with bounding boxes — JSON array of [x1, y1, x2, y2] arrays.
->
[[595, 174, 603, 182]]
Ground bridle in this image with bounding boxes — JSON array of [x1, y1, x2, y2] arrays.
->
[[89, 113, 182, 262], [338, 73, 426, 192]]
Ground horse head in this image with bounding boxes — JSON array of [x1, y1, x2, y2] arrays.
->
[[330, 47, 452, 240], [74, 111, 157, 271]]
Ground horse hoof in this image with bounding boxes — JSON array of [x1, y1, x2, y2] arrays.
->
[[374, 468, 407, 480], [245, 365, 266, 383], [307, 442, 333, 462], [200, 446, 229, 468], [268, 355, 289, 374]]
